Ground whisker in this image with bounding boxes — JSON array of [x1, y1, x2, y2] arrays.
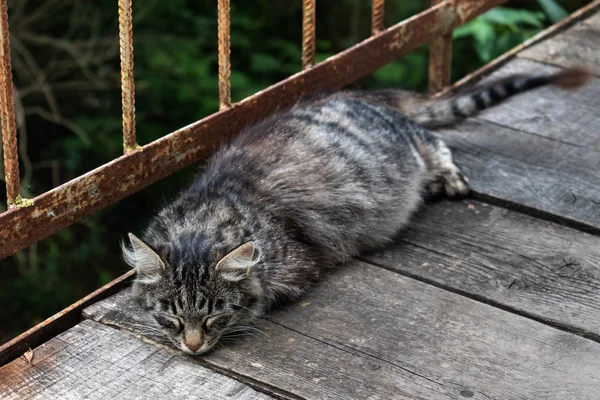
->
[[223, 325, 270, 340], [231, 304, 260, 315], [126, 322, 166, 336]]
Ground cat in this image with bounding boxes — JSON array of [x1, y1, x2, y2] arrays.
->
[[122, 68, 591, 355]]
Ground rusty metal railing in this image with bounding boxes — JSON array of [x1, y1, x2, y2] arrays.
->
[[302, 0, 316, 69], [0, 0, 509, 260], [0, 0, 20, 208], [372, 0, 386, 36], [118, 0, 139, 153], [429, 0, 453, 93], [218, 0, 231, 109]]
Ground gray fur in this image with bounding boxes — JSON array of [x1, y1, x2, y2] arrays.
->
[[122, 69, 588, 355]]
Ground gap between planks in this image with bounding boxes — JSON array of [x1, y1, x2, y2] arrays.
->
[[359, 254, 600, 344]]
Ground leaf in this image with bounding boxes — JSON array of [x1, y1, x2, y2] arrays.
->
[[22, 348, 34, 364], [481, 7, 546, 29], [537, 0, 568, 24]]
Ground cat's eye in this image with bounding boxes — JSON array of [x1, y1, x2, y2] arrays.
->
[[203, 314, 225, 331], [153, 313, 182, 332]]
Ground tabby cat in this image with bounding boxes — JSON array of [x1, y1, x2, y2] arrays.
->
[[122, 68, 590, 354]]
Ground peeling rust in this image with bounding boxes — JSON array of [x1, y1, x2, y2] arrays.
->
[[428, 4, 453, 94], [0, 0, 20, 207], [428, 0, 512, 94], [14, 195, 34, 208], [0, 0, 509, 261], [390, 25, 414, 51], [455, 0, 497, 24]]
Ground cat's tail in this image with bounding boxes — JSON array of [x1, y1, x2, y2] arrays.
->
[[405, 67, 593, 128]]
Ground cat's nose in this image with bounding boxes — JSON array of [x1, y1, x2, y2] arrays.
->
[[185, 341, 202, 352], [183, 329, 203, 352]]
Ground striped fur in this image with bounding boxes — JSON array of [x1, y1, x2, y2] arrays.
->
[[368, 67, 593, 128], [123, 67, 591, 355]]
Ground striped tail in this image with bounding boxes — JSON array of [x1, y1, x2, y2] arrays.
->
[[408, 68, 593, 129]]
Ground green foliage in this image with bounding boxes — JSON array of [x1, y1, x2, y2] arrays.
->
[[0, 0, 589, 342], [452, 0, 568, 64], [537, 0, 569, 23], [454, 7, 545, 63]]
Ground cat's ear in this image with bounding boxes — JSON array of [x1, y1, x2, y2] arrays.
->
[[215, 242, 258, 282], [123, 233, 166, 284]]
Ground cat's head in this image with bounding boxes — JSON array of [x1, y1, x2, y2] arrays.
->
[[122, 233, 264, 355]]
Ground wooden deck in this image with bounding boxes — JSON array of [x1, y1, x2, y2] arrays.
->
[[2, 10, 600, 400]]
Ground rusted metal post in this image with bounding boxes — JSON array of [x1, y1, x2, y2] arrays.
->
[[118, 0, 139, 153], [0, 0, 20, 207], [428, 0, 454, 94], [372, 0, 385, 35], [302, 0, 316, 69], [218, 0, 231, 109]]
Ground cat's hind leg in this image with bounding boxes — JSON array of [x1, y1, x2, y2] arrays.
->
[[414, 134, 469, 199]]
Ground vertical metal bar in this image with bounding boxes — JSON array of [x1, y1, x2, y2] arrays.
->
[[302, 0, 316, 69], [372, 0, 385, 35], [0, 0, 20, 207], [118, 0, 139, 153], [218, 0, 231, 109], [428, 0, 453, 94]]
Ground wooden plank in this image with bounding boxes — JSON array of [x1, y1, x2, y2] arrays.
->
[[466, 58, 600, 146], [0, 320, 273, 400], [83, 263, 600, 400], [442, 118, 600, 231], [436, 58, 600, 230], [519, 12, 600, 74], [0, 270, 134, 367], [363, 199, 600, 338], [84, 291, 453, 400]]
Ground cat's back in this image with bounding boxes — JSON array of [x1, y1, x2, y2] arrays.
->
[[213, 93, 425, 188], [157, 93, 428, 261]]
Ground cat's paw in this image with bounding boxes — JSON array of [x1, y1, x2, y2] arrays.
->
[[426, 176, 446, 199], [443, 170, 469, 198], [427, 170, 469, 199]]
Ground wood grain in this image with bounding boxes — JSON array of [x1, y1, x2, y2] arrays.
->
[[519, 13, 600, 74], [83, 262, 600, 400], [84, 291, 453, 400], [461, 58, 600, 146], [0, 320, 273, 400], [436, 58, 600, 230], [441, 118, 600, 230], [364, 199, 600, 338]]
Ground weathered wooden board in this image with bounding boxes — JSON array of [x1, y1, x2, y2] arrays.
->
[[444, 118, 600, 230], [436, 58, 600, 230], [469, 58, 600, 146], [364, 199, 600, 338], [84, 262, 600, 400], [84, 290, 454, 400], [519, 13, 600, 74], [0, 320, 273, 400]]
